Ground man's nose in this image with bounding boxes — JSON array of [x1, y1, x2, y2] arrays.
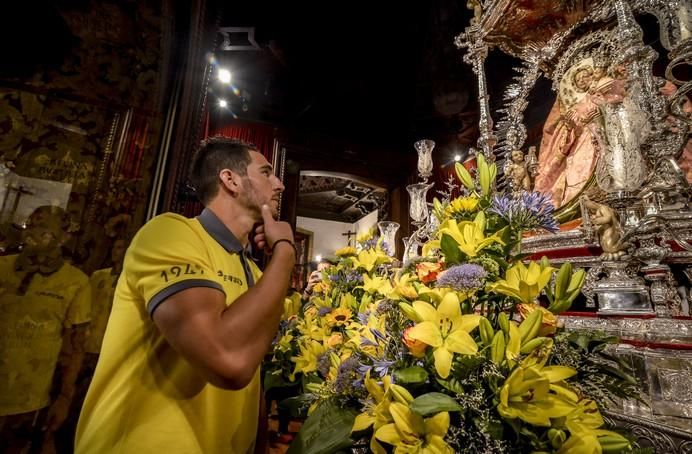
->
[[273, 176, 285, 192]]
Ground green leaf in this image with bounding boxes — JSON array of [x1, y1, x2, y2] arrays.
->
[[440, 233, 463, 265], [287, 399, 357, 454], [410, 392, 463, 416], [263, 371, 297, 394], [435, 377, 465, 395], [394, 366, 428, 384], [280, 394, 314, 418]]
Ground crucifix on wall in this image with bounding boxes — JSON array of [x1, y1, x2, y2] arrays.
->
[[342, 229, 357, 246]]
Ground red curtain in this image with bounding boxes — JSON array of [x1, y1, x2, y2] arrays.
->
[[210, 120, 276, 159]]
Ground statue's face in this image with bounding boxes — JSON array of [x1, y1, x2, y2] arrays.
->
[[574, 69, 594, 91], [512, 150, 524, 162]]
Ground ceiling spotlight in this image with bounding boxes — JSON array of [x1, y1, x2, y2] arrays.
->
[[315, 254, 322, 262], [454, 154, 462, 162], [218, 99, 228, 108], [218, 68, 232, 84]]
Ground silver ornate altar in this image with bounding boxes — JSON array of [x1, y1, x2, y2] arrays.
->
[[456, 0, 692, 450]]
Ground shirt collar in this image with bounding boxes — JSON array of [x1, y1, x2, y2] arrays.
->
[[197, 208, 245, 254]]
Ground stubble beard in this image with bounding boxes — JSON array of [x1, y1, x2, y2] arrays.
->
[[240, 178, 278, 221]]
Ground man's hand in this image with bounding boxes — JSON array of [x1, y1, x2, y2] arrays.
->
[[305, 270, 322, 293], [253, 205, 294, 254]]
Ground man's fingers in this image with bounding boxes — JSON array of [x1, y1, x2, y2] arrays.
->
[[261, 204, 274, 223]]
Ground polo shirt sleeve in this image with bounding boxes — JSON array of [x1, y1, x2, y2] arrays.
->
[[65, 274, 91, 327], [125, 214, 225, 316]]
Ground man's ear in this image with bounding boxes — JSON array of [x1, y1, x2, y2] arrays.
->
[[219, 169, 242, 195]]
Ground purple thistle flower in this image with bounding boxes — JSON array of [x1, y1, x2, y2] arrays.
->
[[357, 311, 370, 325], [316, 351, 331, 377], [375, 300, 394, 315], [334, 357, 361, 393], [436, 264, 488, 291]]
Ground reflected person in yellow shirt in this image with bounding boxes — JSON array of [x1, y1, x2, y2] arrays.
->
[[0, 206, 90, 453], [76, 137, 296, 454], [83, 238, 127, 359]]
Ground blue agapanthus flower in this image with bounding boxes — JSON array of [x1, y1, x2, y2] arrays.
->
[[318, 307, 333, 317], [361, 238, 379, 250], [436, 264, 488, 291], [489, 191, 559, 233]]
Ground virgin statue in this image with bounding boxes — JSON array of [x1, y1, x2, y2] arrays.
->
[[534, 57, 624, 208]]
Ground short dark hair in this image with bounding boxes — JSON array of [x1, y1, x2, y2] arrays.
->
[[189, 137, 257, 204]]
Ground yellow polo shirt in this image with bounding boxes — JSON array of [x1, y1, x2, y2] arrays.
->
[[0, 257, 90, 415], [84, 267, 118, 354], [76, 209, 262, 454]]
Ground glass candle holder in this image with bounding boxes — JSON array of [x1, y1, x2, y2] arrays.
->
[[407, 182, 433, 224], [414, 139, 435, 181], [377, 221, 400, 257]]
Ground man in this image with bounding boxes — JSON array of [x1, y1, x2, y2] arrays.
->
[[0, 205, 90, 453], [83, 238, 127, 360], [302, 259, 333, 300], [76, 137, 295, 453]]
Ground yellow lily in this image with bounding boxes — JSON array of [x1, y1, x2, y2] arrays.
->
[[497, 364, 577, 426], [406, 293, 480, 378], [491, 260, 555, 304], [517, 303, 559, 336], [439, 212, 506, 258], [283, 291, 302, 319], [290, 339, 326, 378], [557, 432, 602, 454], [564, 399, 604, 435], [389, 272, 419, 301], [374, 402, 454, 454], [353, 248, 392, 272], [356, 227, 376, 244], [276, 333, 294, 353], [360, 274, 394, 295], [353, 373, 413, 454], [297, 311, 330, 341]]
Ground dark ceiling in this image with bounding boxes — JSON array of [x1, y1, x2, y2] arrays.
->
[[210, 1, 517, 223], [212, 0, 481, 159]]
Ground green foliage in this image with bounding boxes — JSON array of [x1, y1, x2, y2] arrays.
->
[[410, 392, 464, 416], [286, 400, 357, 454]]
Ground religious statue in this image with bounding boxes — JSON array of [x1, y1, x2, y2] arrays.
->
[[534, 57, 625, 208], [582, 197, 628, 260], [506, 146, 537, 193], [466, 0, 483, 24]]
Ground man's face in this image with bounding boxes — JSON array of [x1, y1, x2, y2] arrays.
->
[[238, 151, 285, 220], [111, 239, 127, 263], [22, 211, 65, 256]]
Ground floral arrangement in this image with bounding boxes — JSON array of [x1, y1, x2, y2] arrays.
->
[[266, 155, 640, 454]]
